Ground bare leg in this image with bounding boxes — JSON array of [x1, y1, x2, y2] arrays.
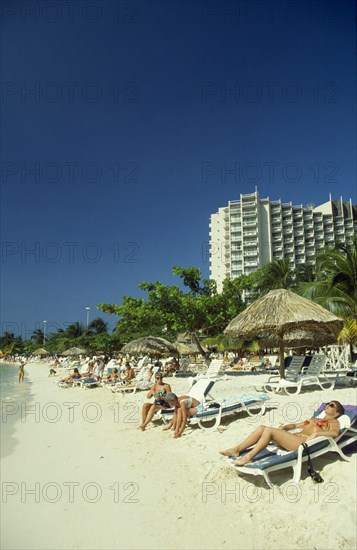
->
[[234, 427, 306, 466], [174, 408, 183, 437], [164, 410, 177, 431], [220, 425, 266, 456], [139, 403, 152, 426], [139, 405, 160, 430]]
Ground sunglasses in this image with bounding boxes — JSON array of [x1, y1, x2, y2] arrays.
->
[[326, 403, 336, 408]]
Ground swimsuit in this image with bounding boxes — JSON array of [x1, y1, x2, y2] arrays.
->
[[179, 397, 193, 409], [154, 387, 170, 408]]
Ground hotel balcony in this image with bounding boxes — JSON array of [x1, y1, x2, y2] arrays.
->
[[242, 200, 256, 207]]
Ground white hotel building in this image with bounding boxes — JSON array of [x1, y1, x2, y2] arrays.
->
[[209, 190, 357, 291]]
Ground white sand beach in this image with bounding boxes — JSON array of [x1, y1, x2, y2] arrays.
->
[[1, 362, 356, 550]]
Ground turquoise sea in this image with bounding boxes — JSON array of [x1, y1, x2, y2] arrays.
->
[[0, 363, 33, 458]]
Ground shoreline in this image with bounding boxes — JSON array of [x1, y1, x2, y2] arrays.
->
[[1, 362, 356, 549], [0, 363, 35, 459]]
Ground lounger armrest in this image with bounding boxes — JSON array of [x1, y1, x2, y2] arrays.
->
[[266, 375, 280, 383]]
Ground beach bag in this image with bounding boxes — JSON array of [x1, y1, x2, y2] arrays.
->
[[302, 443, 323, 483]]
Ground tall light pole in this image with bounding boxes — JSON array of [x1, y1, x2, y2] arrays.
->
[[85, 307, 90, 328], [43, 320, 47, 344]]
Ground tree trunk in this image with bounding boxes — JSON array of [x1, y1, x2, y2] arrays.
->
[[191, 332, 207, 357]]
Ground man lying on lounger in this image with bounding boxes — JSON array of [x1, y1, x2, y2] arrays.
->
[[220, 400, 345, 466]]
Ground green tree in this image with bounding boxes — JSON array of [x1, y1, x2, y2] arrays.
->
[[0, 332, 24, 355], [86, 317, 108, 335], [299, 238, 357, 356], [31, 328, 44, 344], [294, 264, 316, 284], [98, 266, 246, 354], [0, 332, 16, 348], [255, 259, 296, 295], [64, 322, 85, 339], [299, 238, 357, 320]]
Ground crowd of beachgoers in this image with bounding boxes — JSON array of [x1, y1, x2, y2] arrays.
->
[[1, 351, 356, 550]]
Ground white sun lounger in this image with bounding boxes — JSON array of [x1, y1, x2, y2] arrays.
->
[[225, 404, 357, 488], [193, 359, 225, 380], [112, 366, 159, 394], [262, 355, 335, 395], [158, 378, 269, 429]]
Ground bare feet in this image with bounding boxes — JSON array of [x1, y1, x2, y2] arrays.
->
[[163, 424, 172, 431], [233, 455, 251, 467], [219, 448, 240, 457], [137, 424, 146, 431]]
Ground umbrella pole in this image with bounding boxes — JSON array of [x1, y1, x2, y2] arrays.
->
[[278, 331, 285, 378], [279, 345, 285, 379]]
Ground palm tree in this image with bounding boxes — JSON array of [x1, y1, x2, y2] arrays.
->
[[87, 317, 108, 335], [256, 259, 295, 296], [299, 238, 357, 320], [338, 318, 357, 347], [0, 332, 16, 347], [31, 329, 44, 344], [299, 238, 357, 357], [64, 322, 84, 339], [294, 264, 316, 284]]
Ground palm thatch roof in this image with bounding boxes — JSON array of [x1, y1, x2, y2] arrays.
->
[[224, 289, 343, 376], [34, 348, 49, 356], [174, 342, 205, 355], [121, 336, 178, 357], [62, 347, 87, 356], [259, 330, 338, 349]]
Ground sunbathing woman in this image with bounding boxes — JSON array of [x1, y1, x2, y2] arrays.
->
[[138, 373, 171, 431], [106, 368, 119, 383], [60, 368, 82, 383], [163, 392, 200, 438], [220, 400, 344, 466]]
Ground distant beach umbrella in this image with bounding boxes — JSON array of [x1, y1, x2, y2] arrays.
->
[[121, 336, 179, 357], [34, 348, 50, 356], [62, 346, 87, 356], [174, 342, 205, 355], [224, 289, 343, 377]]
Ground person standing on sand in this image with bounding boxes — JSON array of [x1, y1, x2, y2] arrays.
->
[[18, 361, 25, 383]]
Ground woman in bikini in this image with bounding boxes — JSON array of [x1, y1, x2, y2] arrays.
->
[[220, 400, 344, 466], [60, 368, 82, 384], [138, 373, 172, 431], [163, 392, 201, 438], [18, 361, 25, 383]]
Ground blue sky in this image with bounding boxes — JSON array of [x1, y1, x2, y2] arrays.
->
[[1, 0, 356, 338]]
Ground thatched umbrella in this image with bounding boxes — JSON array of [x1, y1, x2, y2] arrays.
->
[[34, 348, 50, 356], [62, 346, 87, 356], [174, 341, 204, 355], [121, 336, 179, 357], [224, 289, 343, 377], [259, 330, 339, 350]]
